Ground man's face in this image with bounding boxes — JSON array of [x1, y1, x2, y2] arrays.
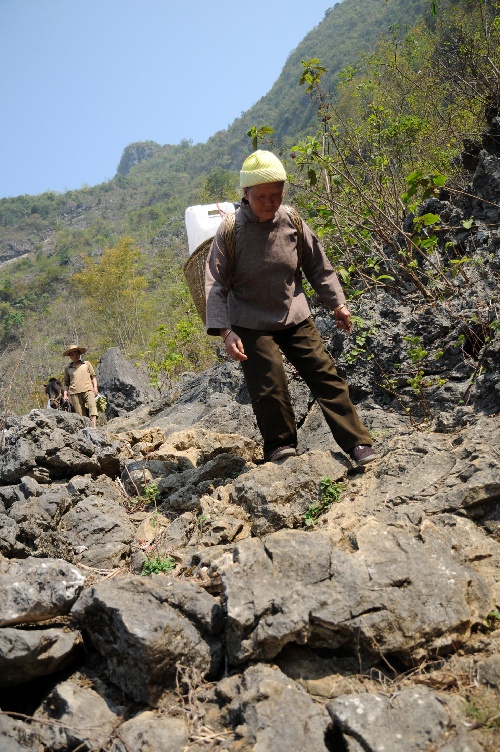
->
[[244, 181, 284, 221]]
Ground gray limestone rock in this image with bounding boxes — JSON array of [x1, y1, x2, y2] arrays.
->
[[477, 653, 500, 689], [0, 484, 21, 509], [331, 415, 500, 524], [112, 711, 189, 752], [34, 678, 121, 751], [220, 523, 493, 666], [0, 514, 20, 556], [327, 685, 484, 752], [121, 444, 251, 517], [0, 627, 81, 687], [105, 361, 257, 439], [0, 555, 85, 627], [120, 456, 192, 497], [60, 495, 133, 568], [66, 473, 127, 503], [116, 141, 161, 176], [231, 450, 347, 535], [0, 714, 44, 752], [7, 498, 74, 560], [216, 664, 331, 751], [155, 512, 196, 552], [71, 574, 223, 704]]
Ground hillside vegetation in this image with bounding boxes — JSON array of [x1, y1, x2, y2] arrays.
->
[[0, 0, 498, 416]]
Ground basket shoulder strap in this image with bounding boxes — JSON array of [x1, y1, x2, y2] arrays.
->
[[285, 205, 304, 274], [221, 212, 237, 290]]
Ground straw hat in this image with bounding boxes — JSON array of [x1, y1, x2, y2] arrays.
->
[[63, 343, 87, 356], [240, 150, 287, 188]]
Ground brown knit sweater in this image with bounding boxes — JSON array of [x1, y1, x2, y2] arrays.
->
[[205, 199, 346, 335]]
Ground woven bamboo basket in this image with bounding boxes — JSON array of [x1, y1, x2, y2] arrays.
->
[[183, 236, 214, 325]]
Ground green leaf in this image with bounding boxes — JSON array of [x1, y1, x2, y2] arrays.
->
[[420, 213, 440, 226], [432, 174, 447, 187]]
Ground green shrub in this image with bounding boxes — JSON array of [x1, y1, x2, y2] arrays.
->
[[303, 477, 345, 527], [141, 554, 176, 576]]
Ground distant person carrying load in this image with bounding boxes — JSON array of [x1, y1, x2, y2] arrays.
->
[[62, 344, 98, 429], [205, 149, 377, 465]]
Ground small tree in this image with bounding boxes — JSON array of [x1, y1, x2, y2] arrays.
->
[[144, 276, 217, 391], [199, 169, 240, 204], [72, 237, 151, 352]]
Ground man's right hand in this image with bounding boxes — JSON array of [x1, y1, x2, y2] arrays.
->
[[221, 329, 248, 361]]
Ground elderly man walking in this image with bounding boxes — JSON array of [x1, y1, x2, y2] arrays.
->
[[205, 149, 377, 465]]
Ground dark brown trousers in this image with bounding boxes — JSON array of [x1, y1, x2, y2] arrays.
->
[[232, 318, 372, 459]]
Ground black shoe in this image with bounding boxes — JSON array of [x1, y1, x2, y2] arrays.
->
[[349, 445, 378, 466], [266, 446, 297, 462]]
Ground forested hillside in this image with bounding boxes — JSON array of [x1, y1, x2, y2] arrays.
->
[[0, 0, 498, 415]]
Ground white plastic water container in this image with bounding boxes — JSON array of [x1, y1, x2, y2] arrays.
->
[[185, 202, 236, 256]]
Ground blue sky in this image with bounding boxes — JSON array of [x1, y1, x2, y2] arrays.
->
[[0, 0, 334, 199]]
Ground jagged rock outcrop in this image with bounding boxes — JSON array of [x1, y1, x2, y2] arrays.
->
[[96, 346, 159, 418], [115, 141, 162, 176], [0, 410, 121, 483]]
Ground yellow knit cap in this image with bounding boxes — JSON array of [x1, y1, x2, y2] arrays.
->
[[240, 150, 287, 188]]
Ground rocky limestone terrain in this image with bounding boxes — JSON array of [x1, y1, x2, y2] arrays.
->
[[1, 125, 500, 751]]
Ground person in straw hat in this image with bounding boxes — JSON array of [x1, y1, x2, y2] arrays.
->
[[62, 344, 98, 428], [205, 149, 377, 465]]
